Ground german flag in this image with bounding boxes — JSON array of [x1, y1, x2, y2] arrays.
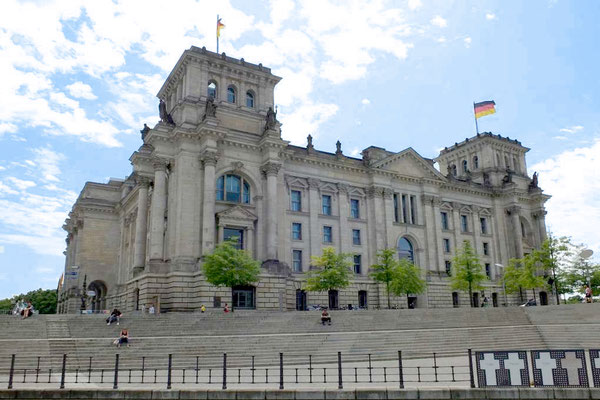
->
[[217, 18, 225, 38], [474, 100, 496, 119]]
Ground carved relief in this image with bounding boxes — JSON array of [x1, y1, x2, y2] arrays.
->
[[199, 150, 219, 166], [261, 162, 282, 177]]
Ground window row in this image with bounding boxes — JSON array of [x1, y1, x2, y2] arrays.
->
[[449, 155, 479, 176], [291, 223, 362, 245], [442, 238, 491, 256], [441, 212, 489, 234], [207, 81, 256, 108], [290, 190, 361, 219], [393, 193, 417, 225], [446, 261, 492, 278]]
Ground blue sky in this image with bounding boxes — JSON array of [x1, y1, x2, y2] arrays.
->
[[0, 0, 599, 299]]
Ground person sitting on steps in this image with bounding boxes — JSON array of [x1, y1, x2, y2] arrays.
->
[[106, 308, 122, 325], [117, 328, 130, 348], [321, 308, 331, 325]]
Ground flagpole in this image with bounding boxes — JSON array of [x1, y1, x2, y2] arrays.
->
[[216, 14, 219, 53], [473, 102, 479, 134]]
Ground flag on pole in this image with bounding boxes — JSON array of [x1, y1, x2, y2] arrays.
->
[[217, 17, 225, 38], [474, 100, 496, 119]]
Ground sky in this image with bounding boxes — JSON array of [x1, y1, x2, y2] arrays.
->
[[0, 0, 599, 299]]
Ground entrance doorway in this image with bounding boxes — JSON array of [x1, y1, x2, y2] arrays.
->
[[539, 291, 548, 306], [328, 290, 339, 309], [232, 285, 255, 309], [296, 289, 307, 311], [452, 292, 459, 308], [407, 296, 417, 309], [492, 293, 498, 307], [358, 290, 368, 308], [472, 292, 480, 308], [88, 281, 107, 312]]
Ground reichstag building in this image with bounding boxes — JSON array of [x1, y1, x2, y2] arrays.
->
[[57, 46, 551, 313]]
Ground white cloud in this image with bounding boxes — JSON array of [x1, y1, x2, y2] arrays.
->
[[32, 147, 65, 182], [464, 37, 472, 48], [437, 36, 447, 43], [66, 81, 97, 100], [361, 98, 371, 105], [560, 125, 584, 134], [349, 148, 361, 157], [279, 102, 339, 145], [6, 177, 36, 191], [407, 0, 422, 10], [0, 245, 4, 254], [531, 139, 600, 255], [431, 16, 447, 28], [0, 166, 6, 171], [553, 136, 568, 140], [485, 13, 497, 20]]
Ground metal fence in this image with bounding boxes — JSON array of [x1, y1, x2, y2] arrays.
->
[[1, 351, 471, 390]]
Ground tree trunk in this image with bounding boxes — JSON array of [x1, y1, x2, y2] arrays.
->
[[532, 288, 537, 304], [469, 283, 473, 308], [386, 282, 391, 309]]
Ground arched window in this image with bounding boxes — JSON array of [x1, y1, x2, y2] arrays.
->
[[505, 156, 510, 169], [246, 91, 255, 108], [216, 174, 251, 204], [397, 237, 414, 262], [227, 86, 236, 103], [451, 164, 457, 176], [462, 160, 468, 173], [473, 156, 479, 169], [208, 81, 217, 98]]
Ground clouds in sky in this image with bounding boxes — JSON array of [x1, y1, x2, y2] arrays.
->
[[430, 15, 448, 28], [486, 13, 497, 20], [560, 125, 584, 134]]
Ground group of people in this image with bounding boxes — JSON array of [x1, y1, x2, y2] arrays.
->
[[106, 309, 129, 347]]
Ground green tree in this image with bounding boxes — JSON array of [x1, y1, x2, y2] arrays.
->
[[503, 255, 548, 304], [450, 240, 487, 307], [0, 288, 57, 314], [304, 247, 352, 293], [202, 239, 261, 311], [534, 235, 574, 303], [389, 258, 426, 301], [370, 249, 399, 309]]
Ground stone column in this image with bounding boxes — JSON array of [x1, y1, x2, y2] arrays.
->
[[149, 158, 168, 261], [472, 206, 482, 259], [451, 202, 462, 252], [422, 195, 440, 273], [133, 177, 150, 272], [337, 183, 350, 254], [308, 178, 321, 261], [261, 161, 282, 260], [532, 210, 548, 245], [382, 188, 394, 249], [508, 205, 524, 258], [246, 226, 254, 258], [372, 187, 386, 251], [201, 151, 219, 255]]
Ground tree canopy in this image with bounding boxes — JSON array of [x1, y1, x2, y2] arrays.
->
[[0, 288, 57, 314], [370, 249, 398, 309], [304, 247, 352, 292], [450, 240, 487, 307], [389, 258, 426, 298]]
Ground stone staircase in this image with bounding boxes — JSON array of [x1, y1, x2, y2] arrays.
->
[[0, 304, 597, 372]]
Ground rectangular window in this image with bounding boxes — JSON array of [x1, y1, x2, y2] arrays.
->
[[350, 199, 360, 219], [445, 261, 452, 276], [461, 215, 468, 233], [292, 223, 302, 240], [291, 190, 302, 212], [443, 238, 451, 253], [483, 242, 489, 256], [480, 217, 487, 234], [323, 226, 332, 243], [393, 194, 399, 223], [410, 195, 417, 224], [224, 228, 244, 249], [292, 250, 302, 272], [485, 263, 491, 279], [322, 195, 332, 215], [353, 255, 362, 274], [352, 229, 361, 245], [401, 194, 408, 223], [441, 212, 449, 230]]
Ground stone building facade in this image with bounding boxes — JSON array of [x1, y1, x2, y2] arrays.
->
[[57, 46, 551, 313]]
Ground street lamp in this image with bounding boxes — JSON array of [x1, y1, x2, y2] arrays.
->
[[580, 249, 594, 301], [495, 264, 508, 307]]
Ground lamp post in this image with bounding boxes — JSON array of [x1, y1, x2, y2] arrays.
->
[[495, 264, 508, 307], [580, 249, 594, 301]]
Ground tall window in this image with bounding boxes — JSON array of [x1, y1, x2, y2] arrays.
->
[[480, 217, 487, 234], [291, 190, 301, 211], [292, 223, 302, 240], [350, 199, 360, 219], [323, 226, 332, 243], [216, 174, 250, 203], [483, 242, 489, 256], [292, 250, 302, 272], [224, 228, 244, 249], [398, 237, 414, 262], [410, 195, 417, 224], [352, 229, 361, 245], [460, 215, 469, 232], [322, 195, 332, 215], [393, 194, 399, 222], [445, 261, 452, 276], [208, 81, 217, 98], [473, 156, 479, 169], [485, 263, 491, 279], [505, 155, 510, 169], [441, 212, 449, 230], [462, 160, 468, 173], [353, 255, 362, 274], [246, 91, 255, 108], [227, 86, 236, 103], [401, 194, 408, 223], [232, 285, 255, 309], [451, 165, 457, 176], [443, 238, 451, 253]]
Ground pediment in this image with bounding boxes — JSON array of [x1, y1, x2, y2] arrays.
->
[[320, 182, 338, 193], [460, 205, 472, 214], [440, 202, 454, 211], [216, 205, 257, 222], [349, 186, 366, 197], [371, 148, 446, 181], [285, 175, 308, 189], [479, 208, 492, 217]]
